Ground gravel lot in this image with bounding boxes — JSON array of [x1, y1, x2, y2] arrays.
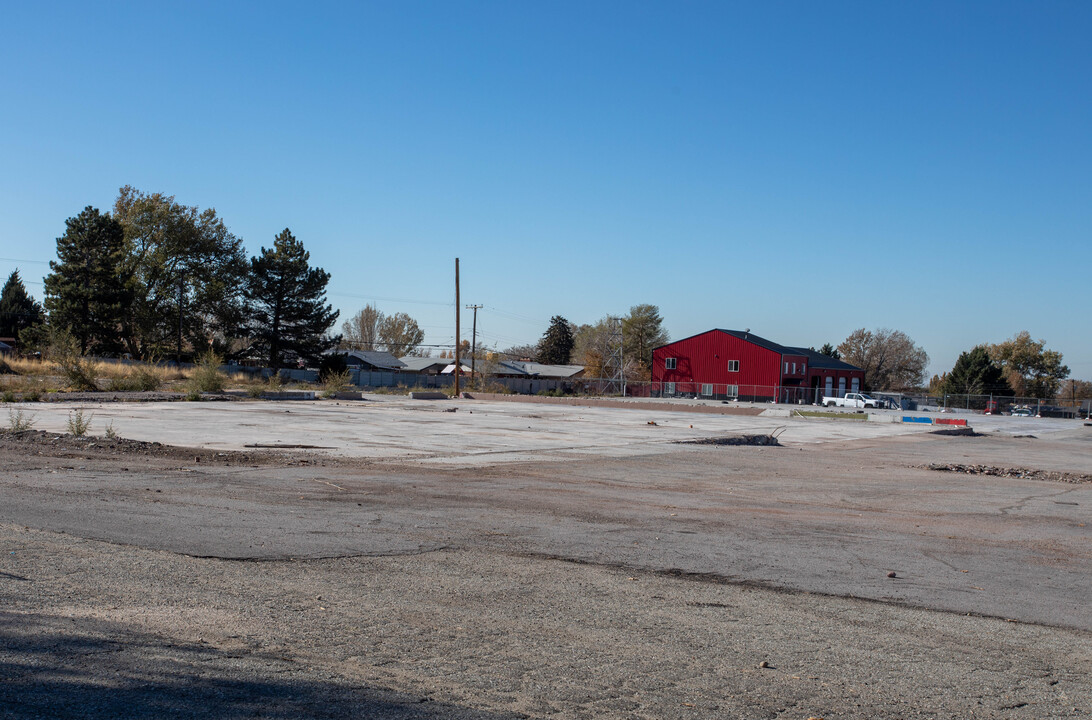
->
[[2, 399, 1090, 719]]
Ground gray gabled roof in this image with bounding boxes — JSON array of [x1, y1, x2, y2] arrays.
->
[[784, 346, 863, 372], [325, 349, 406, 370], [495, 360, 585, 379], [398, 356, 448, 373]]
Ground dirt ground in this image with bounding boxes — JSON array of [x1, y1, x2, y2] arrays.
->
[[2, 406, 1091, 719]]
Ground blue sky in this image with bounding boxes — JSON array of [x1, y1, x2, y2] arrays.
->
[[2, 1, 1089, 377]]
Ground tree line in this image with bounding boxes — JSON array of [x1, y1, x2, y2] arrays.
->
[[1, 189, 1077, 397], [5, 187, 339, 369], [501, 304, 670, 381], [505, 315, 1075, 400]]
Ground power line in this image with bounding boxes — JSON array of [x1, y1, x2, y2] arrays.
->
[[328, 291, 453, 307], [0, 257, 51, 265], [484, 306, 549, 327]]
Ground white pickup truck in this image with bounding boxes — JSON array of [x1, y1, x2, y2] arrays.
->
[[822, 392, 880, 409]]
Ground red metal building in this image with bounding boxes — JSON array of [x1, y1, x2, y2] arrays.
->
[[650, 329, 866, 403]]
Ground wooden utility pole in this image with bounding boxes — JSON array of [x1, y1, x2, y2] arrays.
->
[[454, 258, 460, 396], [466, 304, 482, 381]]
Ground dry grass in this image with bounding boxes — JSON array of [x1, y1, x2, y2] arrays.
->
[[1, 356, 187, 393], [0, 374, 56, 396]]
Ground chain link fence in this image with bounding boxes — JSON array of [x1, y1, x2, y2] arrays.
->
[[566, 379, 1092, 418]]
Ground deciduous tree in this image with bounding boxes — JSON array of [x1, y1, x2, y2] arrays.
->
[[245, 228, 339, 370], [837, 328, 929, 391], [342, 304, 383, 350], [572, 317, 616, 378], [621, 304, 668, 375], [378, 312, 425, 356], [0, 269, 44, 340], [501, 343, 539, 361], [536, 316, 575, 365], [113, 186, 247, 359], [988, 331, 1069, 398], [43, 207, 130, 355], [1057, 379, 1092, 402]]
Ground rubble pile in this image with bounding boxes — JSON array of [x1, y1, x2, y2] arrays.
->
[[925, 463, 1091, 484]]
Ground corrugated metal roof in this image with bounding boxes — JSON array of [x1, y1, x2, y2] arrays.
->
[[654, 329, 864, 372], [715, 329, 795, 354]]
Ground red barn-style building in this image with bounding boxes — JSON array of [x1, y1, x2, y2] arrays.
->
[[651, 329, 866, 403]]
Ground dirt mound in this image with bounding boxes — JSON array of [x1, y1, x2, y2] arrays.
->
[[0, 429, 314, 466]]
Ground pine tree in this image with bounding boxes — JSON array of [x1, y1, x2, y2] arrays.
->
[[0, 269, 44, 340], [43, 207, 130, 355], [940, 346, 1014, 397], [536, 315, 575, 365], [245, 228, 339, 369]]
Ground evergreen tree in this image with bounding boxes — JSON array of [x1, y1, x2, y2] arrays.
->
[[536, 315, 575, 365], [939, 346, 1014, 397], [818, 343, 841, 359], [245, 228, 339, 369], [0, 269, 44, 340], [43, 207, 130, 355]]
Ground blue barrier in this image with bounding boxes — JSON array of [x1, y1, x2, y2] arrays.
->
[[902, 416, 933, 424]]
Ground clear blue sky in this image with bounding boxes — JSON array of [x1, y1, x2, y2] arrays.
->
[[2, 1, 1089, 378]]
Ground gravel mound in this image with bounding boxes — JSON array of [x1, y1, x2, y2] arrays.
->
[[924, 463, 1091, 484]]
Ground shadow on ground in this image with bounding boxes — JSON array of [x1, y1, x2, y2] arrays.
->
[[0, 612, 522, 720]]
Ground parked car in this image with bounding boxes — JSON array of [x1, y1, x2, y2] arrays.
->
[[1010, 406, 1033, 417], [822, 392, 880, 409]]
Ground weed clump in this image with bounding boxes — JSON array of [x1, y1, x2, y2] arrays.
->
[[321, 369, 353, 398], [66, 408, 93, 436], [187, 351, 226, 394], [7, 407, 36, 432]]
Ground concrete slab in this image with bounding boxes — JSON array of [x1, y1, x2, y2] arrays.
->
[[9, 397, 930, 464], [11, 396, 1085, 466]]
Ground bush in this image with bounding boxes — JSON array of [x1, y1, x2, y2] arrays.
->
[[321, 369, 353, 398], [43, 330, 99, 392], [131, 365, 163, 391], [1, 390, 13, 403], [318, 353, 349, 383], [0, 357, 14, 375], [106, 365, 163, 392], [7, 407, 36, 432], [59, 357, 99, 391], [187, 351, 225, 394], [66, 408, 93, 436]]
